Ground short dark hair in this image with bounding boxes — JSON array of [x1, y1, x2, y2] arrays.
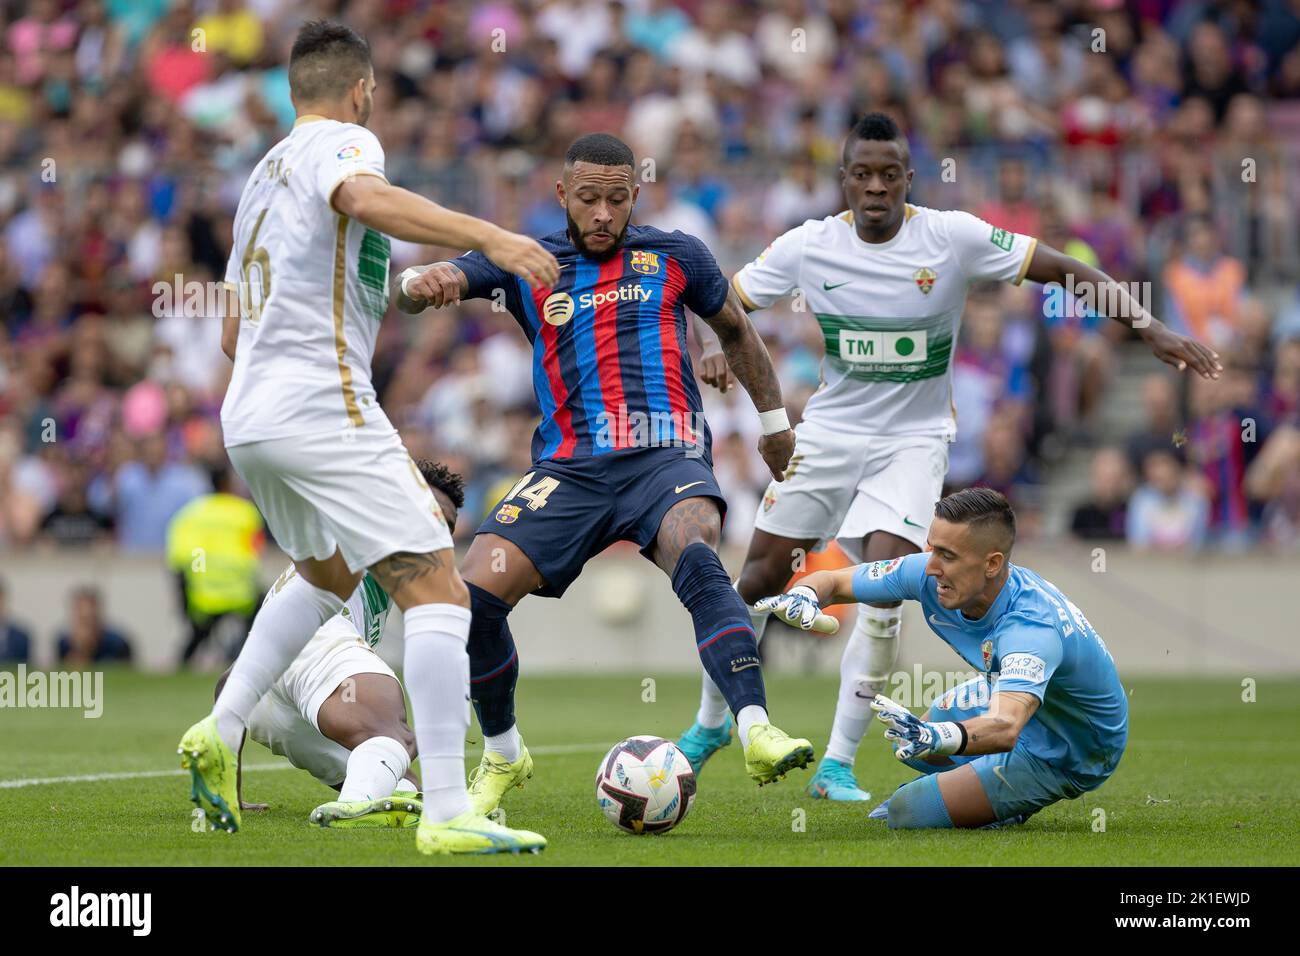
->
[[564, 133, 635, 170], [416, 459, 465, 530], [934, 487, 1016, 552], [843, 111, 907, 164], [289, 20, 371, 103]]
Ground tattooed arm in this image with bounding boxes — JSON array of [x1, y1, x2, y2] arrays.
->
[[700, 287, 794, 481]]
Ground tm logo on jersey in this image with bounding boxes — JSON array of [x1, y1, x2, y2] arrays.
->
[[838, 330, 927, 364]]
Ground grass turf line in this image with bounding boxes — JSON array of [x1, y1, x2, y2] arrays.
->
[[1, 670, 1297, 866]]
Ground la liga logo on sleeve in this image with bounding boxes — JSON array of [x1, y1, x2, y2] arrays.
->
[[337, 144, 362, 161]]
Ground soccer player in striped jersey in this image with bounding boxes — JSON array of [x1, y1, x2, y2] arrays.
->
[[216, 461, 466, 830], [679, 112, 1220, 802], [396, 133, 811, 815]]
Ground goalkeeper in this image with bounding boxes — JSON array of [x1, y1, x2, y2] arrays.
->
[[754, 487, 1127, 829]]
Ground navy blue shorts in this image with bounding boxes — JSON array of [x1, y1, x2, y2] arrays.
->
[[477, 446, 726, 598]]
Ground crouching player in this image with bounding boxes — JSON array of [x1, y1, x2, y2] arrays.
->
[[213, 462, 466, 829], [754, 487, 1127, 828]]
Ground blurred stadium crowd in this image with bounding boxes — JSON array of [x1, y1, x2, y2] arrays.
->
[[2, 0, 1300, 576]]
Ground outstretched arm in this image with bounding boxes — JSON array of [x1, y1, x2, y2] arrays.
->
[[1023, 243, 1221, 379], [391, 261, 470, 313], [872, 690, 1039, 759], [700, 287, 794, 481], [333, 176, 558, 289]]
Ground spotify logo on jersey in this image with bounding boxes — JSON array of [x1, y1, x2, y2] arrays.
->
[[543, 292, 575, 325]]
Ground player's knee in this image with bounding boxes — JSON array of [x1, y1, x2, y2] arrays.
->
[[887, 776, 954, 830]]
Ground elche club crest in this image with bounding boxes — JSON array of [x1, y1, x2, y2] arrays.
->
[[913, 266, 937, 295]]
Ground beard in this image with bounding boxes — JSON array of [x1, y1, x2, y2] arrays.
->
[[566, 211, 628, 262]]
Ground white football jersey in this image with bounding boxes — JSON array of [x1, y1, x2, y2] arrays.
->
[[262, 564, 393, 651], [221, 116, 392, 446], [733, 205, 1037, 439]]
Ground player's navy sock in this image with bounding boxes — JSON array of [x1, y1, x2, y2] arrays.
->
[[671, 543, 766, 715], [466, 583, 519, 737]]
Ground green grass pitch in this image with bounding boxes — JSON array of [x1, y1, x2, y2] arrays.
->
[[2, 670, 1297, 866]]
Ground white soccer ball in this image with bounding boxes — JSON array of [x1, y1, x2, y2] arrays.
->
[[595, 735, 697, 834]]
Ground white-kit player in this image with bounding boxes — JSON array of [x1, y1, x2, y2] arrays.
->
[[178, 18, 559, 856], [677, 112, 1220, 800], [221, 461, 468, 831]]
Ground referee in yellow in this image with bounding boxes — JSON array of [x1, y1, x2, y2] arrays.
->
[[167, 467, 265, 667]]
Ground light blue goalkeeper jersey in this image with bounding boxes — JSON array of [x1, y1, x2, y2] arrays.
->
[[851, 554, 1128, 783]]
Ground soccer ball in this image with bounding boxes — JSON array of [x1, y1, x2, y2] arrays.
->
[[595, 735, 697, 834]]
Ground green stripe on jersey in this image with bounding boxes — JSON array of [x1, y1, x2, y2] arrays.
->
[[358, 228, 390, 321], [815, 312, 953, 383], [359, 573, 392, 648]]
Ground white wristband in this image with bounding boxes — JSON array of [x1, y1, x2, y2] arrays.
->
[[929, 721, 966, 756], [758, 407, 790, 435], [399, 267, 421, 298]]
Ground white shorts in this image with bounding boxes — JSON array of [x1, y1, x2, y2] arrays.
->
[[227, 413, 452, 573], [753, 418, 949, 557], [245, 619, 398, 787]]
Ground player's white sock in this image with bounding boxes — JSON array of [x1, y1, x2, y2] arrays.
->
[[339, 735, 408, 802], [826, 603, 901, 765], [395, 776, 419, 795], [695, 582, 769, 728], [403, 603, 473, 823], [213, 574, 344, 751], [485, 725, 522, 762], [736, 704, 771, 746]]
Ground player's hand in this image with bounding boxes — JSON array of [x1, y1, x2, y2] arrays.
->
[[752, 584, 839, 634], [697, 347, 735, 392], [1138, 318, 1222, 380], [403, 262, 466, 309], [757, 428, 795, 483], [483, 228, 560, 289], [754, 585, 822, 630], [871, 694, 949, 761]]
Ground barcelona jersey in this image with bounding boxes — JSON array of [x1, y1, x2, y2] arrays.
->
[[453, 225, 729, 462]]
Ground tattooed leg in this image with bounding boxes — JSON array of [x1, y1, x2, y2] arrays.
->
[[368, 548, 466, 611]]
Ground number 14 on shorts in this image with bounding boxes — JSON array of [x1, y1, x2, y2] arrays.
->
[[503, 473, 560, 511]]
